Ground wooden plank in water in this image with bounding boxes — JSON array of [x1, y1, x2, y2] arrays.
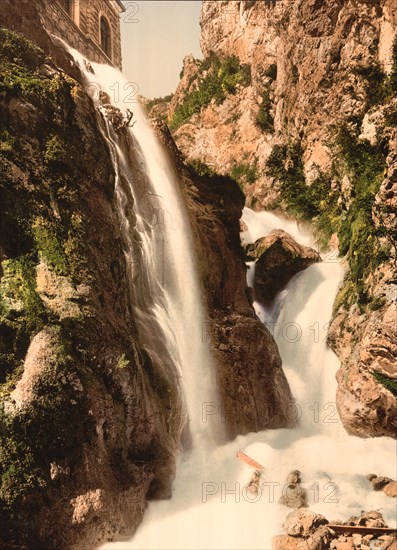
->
[[236, 451, 265, 471], [327, 525, 397, 535]]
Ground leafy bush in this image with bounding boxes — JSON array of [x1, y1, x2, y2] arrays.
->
[[355, 38, 397, 107], [32, 218, 68, 276], [0, 28, 45, 70], [266, 123, 387, 305], [170, 54, 251, 130], [354, 64, 389, 108], [265, 143, 336, 220], [256, 87, 274, 133], [145, 94, 173, 112], [372, 371, 397, 396], [187, 159, 216, 177], [230, 161, 258, 188]]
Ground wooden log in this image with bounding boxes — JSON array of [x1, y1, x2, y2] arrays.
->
[[236, 451, 265, 471], [327, 525, 397, 535]]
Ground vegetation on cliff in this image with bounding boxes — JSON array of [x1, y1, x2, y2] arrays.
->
[[265, 122, 389, 307], [170, 53, 251, 130], [0, 29, 179, 547]]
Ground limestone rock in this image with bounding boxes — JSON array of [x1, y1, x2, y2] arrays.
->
[[247, 229, 321, 304], [283, 509, 328, 537], [279, 485, 307, 509], [10, 329, 57, 408], [279, 470, 307, 509], [383, 481, 397, 497], [366, 474, 394, 491]]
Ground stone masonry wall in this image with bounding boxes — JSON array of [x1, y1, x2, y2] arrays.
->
[[38, 0, 123, 69]]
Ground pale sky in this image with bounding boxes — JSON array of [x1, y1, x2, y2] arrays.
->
[[120, 1, 203, 99]]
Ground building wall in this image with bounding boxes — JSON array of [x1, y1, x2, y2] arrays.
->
[[37, 0, 123, 69]]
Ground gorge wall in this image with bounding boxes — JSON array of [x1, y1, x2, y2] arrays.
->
[[0, 4, 293, 548], [153, 0, 397, 439]]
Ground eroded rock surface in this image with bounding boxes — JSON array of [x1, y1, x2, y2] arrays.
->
[[246, 229, 321, 304]]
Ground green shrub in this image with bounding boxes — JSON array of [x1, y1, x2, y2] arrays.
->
[[0, 28, 45, 70], [355, 39, 397, 107], [256, 87, 274, 133], [230, 161, 258, 188], [32, 218, 68, 276], [170, 54, 251, 130], [334, 124, 386, 302], [0, 255, 47, 380], [372, 372, 397, 396], [187, 159, 216, 177], [266, 123, 387, 305], [354, 64, 389, 107], [145, 94, 173, 112], [265, 143, 331, 219]]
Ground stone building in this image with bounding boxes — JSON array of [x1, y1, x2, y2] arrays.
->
[[39, 0, 125, 69]]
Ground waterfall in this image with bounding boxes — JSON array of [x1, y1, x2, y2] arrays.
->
[[61, 45, 396, 550], [67, 46, 222, 447], [100, 207, 396, 550]]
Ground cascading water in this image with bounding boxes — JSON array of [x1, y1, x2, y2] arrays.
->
[[64, 48, 396, 549], [101, 207, 395, 550], [66, 46, 222, 448]]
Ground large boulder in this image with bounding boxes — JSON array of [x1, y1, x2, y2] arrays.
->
[[246, 229, 321, 304]]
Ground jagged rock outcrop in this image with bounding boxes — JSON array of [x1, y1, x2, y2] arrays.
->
[[165, 0, 396, 203], [246, 229, 321, 304], [366, 474, 397, 497], [328, 126, 397, 438], [155, 0, 397, 439]]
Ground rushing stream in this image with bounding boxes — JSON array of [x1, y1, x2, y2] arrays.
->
[[65, 50, 396, 549]]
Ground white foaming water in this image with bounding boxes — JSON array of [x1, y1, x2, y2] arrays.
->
[[100, 206, 396, 549], [64, 49, 396, 548]]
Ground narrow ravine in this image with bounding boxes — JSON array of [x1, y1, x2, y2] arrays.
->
[[67, 47, 396, 550], [99, 208, 396, 549]]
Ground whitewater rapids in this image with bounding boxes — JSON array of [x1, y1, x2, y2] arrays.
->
[[100, 208, 396, 549]]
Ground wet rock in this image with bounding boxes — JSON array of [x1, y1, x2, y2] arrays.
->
[[366, 474, 394, 491], [283, 509, 328, 537], [287, 470, 302, 485], [383, 481, 397, 498], [279, 485, 307, 509], [247, 469, 261, 496], [279, 470, 307, 508], [247, 229, 321, 304], [153, 121, 295, 439]]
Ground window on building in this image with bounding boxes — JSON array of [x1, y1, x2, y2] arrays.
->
[[100, 16, 111, 59], [60, 0, 72, 16]]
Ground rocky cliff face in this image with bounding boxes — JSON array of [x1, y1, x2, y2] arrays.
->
[[0, 15, 294, 550], [0, 28, 182, 549], [156, 0, 397, 438]]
